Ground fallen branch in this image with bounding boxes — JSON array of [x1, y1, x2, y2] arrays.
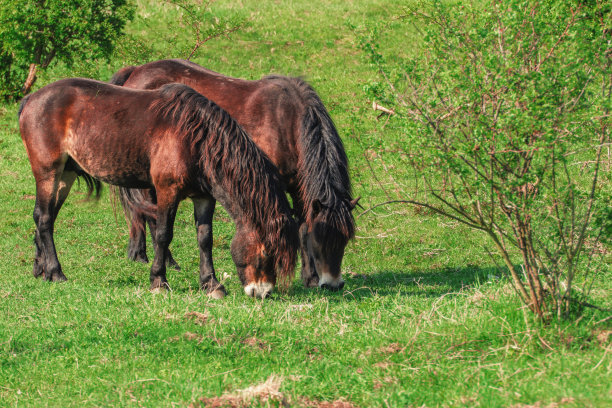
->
[[372, 100, 395, 115]]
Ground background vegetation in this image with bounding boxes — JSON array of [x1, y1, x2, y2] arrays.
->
[[0, 0, 609, 407]]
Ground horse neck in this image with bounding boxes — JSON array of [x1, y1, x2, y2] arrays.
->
[[290, 79, 354, 238], [194, 117, 289, 241]]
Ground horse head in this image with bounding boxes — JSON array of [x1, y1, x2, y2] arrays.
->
[[303, 197, 359, 291]]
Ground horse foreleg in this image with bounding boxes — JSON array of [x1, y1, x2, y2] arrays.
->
[[193, 196, 226, 298], [149, 191, 179, 292], [289, 192, 319, 288], [299, 222, 319, 287], [147, 215, 181, 271]]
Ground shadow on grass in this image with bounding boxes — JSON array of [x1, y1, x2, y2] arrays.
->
[[104, 259, 505, 303], [289, 265, 505, 302]]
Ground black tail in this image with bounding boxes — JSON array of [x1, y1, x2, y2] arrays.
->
[[18, 94, 31, 118], [116, 187, 157, 236], [109, 65, 137, 86], [78, 172, 103, 199], [64, 159, 103, 200]]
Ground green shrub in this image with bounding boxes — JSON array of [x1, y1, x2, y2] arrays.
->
[[0, 0, 134, 100], [359, 0, 611, 320]]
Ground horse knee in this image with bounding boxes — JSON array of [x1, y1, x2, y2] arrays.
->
[[34, 210, 53, 232], [33, 206, 41, 225], [154, 227, 172, 248]]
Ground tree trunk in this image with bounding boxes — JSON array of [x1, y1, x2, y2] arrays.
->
[[21, 64, 37, 95]]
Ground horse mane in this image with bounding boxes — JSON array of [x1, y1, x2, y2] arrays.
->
[[265, 76, 355, 245], [150, 83, 297, 283]]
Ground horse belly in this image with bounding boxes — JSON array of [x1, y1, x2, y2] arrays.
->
[[65, 140, 152, 189]]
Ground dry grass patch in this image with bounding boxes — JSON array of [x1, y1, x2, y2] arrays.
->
[[509, 397, 575, 408], [378, 342, 405, 354], [298, 397, 360, 408], [168, 332, 204, 343], [241, 336, 270, 351], [191, 375, 287, 408], [184, 311, 209, 325]]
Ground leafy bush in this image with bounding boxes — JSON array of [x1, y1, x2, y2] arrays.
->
[[359, 0, 610, 320], [0, 0, 134, 100]]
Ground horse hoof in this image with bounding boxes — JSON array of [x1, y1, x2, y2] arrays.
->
[[150, 279, 169, 293], [207, 288, 227, 299], [150, 286, 167, 294], [43, 271, 67, 282], [167, 259, 181, 271], [52, 273, 68, 282]]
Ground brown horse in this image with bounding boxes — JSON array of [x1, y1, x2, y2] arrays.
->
[[18, 78, 298, 298], [111, 59, 357, 291]]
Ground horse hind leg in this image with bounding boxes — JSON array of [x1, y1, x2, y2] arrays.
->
[[32, 167, 76, 282], [127, 212, 149, 264], [32, 170, 76, 278]]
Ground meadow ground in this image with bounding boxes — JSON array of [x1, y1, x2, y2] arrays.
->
[[0, 1, 610, 407]]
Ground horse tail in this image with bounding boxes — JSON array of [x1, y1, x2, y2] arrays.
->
[[109, 65, 137, 86], [116, 187, 157, 235], [291, 78, 355, 240], [17, 94, 31, 118], [77, 171, 103, 199]]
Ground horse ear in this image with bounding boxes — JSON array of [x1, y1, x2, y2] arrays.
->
[[349, 196, 361, 210]]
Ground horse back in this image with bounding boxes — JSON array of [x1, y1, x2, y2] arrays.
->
[[119, 59, 305, 185], [19, 79, 182, 188]]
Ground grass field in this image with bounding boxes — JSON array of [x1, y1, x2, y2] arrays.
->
[[0, 0, 610, 407]]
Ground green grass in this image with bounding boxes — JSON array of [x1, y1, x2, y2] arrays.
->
[[1, 0, 610, 407]]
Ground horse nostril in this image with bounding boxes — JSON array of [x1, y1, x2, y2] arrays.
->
[[337, 281, 345, 290], [321, 283, 331, 290]]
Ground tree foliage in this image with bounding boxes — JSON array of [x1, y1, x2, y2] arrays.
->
[[0, 0, 134, 99], [359, 0, 610, 320]]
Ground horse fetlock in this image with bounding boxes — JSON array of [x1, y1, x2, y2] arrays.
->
[[127, 248, 149, 264], [165, 252, 181, 271], [32, 259, 44, 278]]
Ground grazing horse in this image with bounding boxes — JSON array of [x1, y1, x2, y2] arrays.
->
[[18, 78, 298, 299], [111, 59, 357, 291]]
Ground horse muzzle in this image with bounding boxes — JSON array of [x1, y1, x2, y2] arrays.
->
[[318, 272, 345, 291], [244, 282, 274, 299]]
